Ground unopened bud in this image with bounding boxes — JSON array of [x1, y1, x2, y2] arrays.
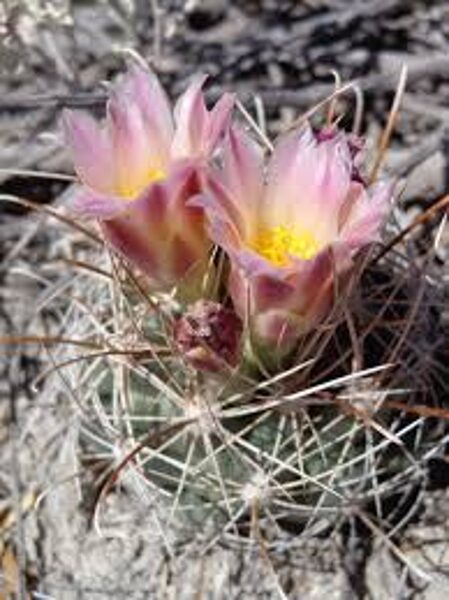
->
[[174, 300, 242, 372]]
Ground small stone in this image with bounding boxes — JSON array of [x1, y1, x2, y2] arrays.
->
[[184, 0, 226, 31]]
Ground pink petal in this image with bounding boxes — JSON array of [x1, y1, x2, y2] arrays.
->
[[203, 92, 235, 155], [171, 76, 234, 159], [190, 172, 247, 247], [102, 218, 160, 277], [115, 64, 174, 165], [228, 267, 306, 349], [101, 164, 210, 288], [64, 65, 174, 200], [253, 309, 309, 349], [106, 85, 165, 198], [62, 110, 115, 194], [251, 273, 297, 311], [266, 124, 352, 241], [340, 180, 393, 250], [229, 245, 351, 348], [67, 186, 125, 219], [220, 127, 264, 237], [337, 181, 366, 230], [232, 247, 289, 279], [170, 234, 204, 280], [246, 249, 332, 318], [287, 247, 341, 321], [171, 75, 208, 158]]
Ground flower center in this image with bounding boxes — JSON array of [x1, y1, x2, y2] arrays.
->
[[119, 167, 166, 199], [251, 225, 320, 266]]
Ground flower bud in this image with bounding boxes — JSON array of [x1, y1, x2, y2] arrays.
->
[[174, 300, 242, 372]]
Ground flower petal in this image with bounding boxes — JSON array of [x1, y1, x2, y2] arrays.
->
[[228, 266, 305, 350], [253, 309, 309, 349], [229, 245, 352, 348], [62, 110, 115, 194], [191, 171, 248, 250], [100, 164, 210, 288], [64, 65, 174, 200], [171, 75, 208, 158], [220, 127, 264, 237], [340, 180, 393, 249], [266, 124, 352, 242], [203, 92, 235, 155], [171, 75, 234, 159], [67, 186, 124, 219], [106, 83, 166, 198], [121, 63, 174, 154]]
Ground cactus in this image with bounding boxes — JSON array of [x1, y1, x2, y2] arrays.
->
[[65, 240, 446, 549], [36, 60, 448, 567]]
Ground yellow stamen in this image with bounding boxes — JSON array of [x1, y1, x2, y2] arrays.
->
[[119, 167, 166, 199], [251, 225, 320, 266]]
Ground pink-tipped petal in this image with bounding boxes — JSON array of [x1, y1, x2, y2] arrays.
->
[[191, 173, 247, 246], [229, 243, 353, 347], [264, 124, 315, 225], [255, 246, 351, 347], [251, 273, 297, 311], [171, 75, 208, 159], [228, 266, 309, 349], [341, 180, 393, 249], [203, 92, 235, 155], [101, 164, 209, 288], [220, 127, 264, 236], [171, 76, 233, 160], [68, 186, 125, 219], [266, 125, 352, 240], [122, 63, 174, 154], [106, 86, 165, 198], [247, 248, 334, 319], [253, 309, 309, 349], [62, 110, 115, 194], [102, 218, 160, 277]]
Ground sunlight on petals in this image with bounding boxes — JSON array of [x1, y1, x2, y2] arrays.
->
[[63, 62, 234, 290], [200, 125, 394, 351]]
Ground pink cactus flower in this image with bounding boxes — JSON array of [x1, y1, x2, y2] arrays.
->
[[196, 124, 393, 350], [63, 63, 234, 290]]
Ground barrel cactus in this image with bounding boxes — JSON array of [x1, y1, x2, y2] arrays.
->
[[52, 59, 447, 558]]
